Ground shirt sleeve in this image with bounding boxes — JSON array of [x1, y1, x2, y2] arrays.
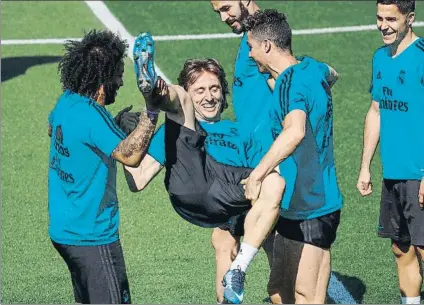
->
[[147, 124, 166, 165], [369, 51, 381, 102], [282, 79, 309, 114], [317, 62, 330, 81], [86, 103, 126, 157]]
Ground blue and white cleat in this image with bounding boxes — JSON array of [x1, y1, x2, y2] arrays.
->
[[133, 32, 157, 94], [222, 268, 246, 304]]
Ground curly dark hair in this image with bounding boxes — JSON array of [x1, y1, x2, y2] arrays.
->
[[58, 29, 128, 99], [243, 9, 292, 53], [177, 58, 229, 113], [377, 0, 415, 14]]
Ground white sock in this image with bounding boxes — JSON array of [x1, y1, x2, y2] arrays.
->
[[401, 296, 421, 304], [230, 242, 258, 273]]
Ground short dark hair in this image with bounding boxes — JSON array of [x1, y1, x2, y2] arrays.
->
[[177, 58, 229, 112], [243, 9, 292, 53], [58, 29, 128, 98], [376, 0, 415, 14]]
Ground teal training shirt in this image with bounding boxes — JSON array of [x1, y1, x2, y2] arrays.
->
[[147, 120, 250, 167], [369, 37, 424, 180], [232, 33, 273, 128], [247, 57, 343, 220], [48, 90, 126, 245]]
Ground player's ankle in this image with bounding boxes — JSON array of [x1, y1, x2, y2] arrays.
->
[[230, 242, 258, 272]]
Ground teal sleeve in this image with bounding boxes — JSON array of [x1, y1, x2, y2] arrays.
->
[[87, 104, 126, 157], [369, 52, 381, 102], [286, 82, 308, 114]]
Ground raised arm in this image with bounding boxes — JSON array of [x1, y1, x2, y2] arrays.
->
[[122, 124, 167, 192], [111, 109, 159, 167], [124, 154, 163, 192]]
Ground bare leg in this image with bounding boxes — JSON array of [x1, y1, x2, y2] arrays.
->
[[393, 242, 422, 301], [294, 244, 331, 304], [211, 228, 240, 303], [242, 172, 284, 249]]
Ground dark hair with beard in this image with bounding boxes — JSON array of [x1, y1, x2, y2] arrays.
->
[[58, 29, 128, 104], [230, 1, 250, 34], [376, 0, 415, 15], [177, 58, 229, 113], [243, 9, 292, 53]]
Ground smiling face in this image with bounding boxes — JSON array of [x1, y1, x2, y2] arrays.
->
[[211, 0, 250, 34], [376, 3, 414, 45], [187, 71, 223, 121], [247, 31, 268, 73]]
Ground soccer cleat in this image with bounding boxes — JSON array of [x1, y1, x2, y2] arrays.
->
[[133, 32, 157, 94], [222, 268, 246, 304]]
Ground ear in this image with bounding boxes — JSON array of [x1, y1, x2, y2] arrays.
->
[[407, 12, 415, 26], [263, 39, 272, 54]]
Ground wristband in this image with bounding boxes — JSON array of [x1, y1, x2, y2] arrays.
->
[[145, 108, 160, 120]]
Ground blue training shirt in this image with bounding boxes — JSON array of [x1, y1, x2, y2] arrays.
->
[[254, 56, 343, 220], [48, 90, 126, 245], [232, 33, 273, 127], [148, 120, 249, 167], [369, 37, 424, 180]]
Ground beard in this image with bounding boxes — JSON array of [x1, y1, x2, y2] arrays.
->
[[227, 2, 250, 34], [104, 83, 120, 105]]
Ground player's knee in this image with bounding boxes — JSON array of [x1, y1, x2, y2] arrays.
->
[[261, 173, 285, 205], [211, 229, 237, 254]]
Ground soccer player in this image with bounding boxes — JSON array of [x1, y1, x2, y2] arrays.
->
[[243, 10, 343, 304], [123, 59, 251, 189], [120, 58, 277, 304], [48, 30, 161, 304], [357, 1, 424, 304], [210, 1, 278, 302], [130, 33, 286, 304]]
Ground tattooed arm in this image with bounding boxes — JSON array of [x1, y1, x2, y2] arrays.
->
[[111, 110, 159, 167]]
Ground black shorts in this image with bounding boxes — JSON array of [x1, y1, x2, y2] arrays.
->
[[378, 179, 424, 246], [52, 239, 131, 304], [275, 210, 341, 249], [218, 211, 248, 237], [164, 117, 252, 228]]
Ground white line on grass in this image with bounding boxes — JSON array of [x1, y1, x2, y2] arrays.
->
[[4, 21, 424, 46], [84, 0, 171, 84]]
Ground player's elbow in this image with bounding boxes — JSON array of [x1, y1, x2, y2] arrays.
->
[[125, 156, 143, 168]]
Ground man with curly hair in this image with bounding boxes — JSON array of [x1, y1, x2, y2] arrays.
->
[[47, 29, 161, 304]]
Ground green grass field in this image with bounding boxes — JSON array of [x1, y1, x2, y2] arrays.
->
[[2, 1, 424, 304]]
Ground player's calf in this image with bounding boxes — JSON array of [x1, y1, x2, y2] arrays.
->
[[392, 241, 422, 304], [223, 173, 284, 304]]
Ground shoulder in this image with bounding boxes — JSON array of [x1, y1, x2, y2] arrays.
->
[[372, 45, 389, 62], [412, 37, 424, 57]]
